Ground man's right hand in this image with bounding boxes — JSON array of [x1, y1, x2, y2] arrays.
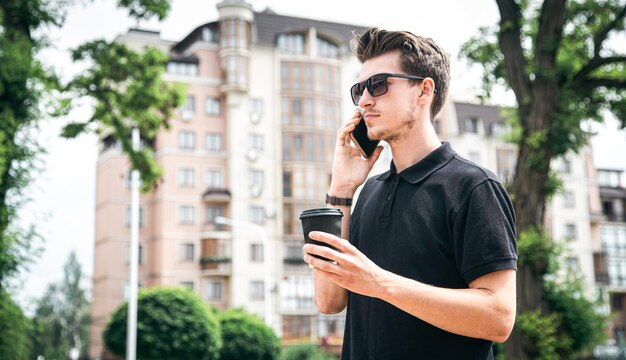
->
[[329, 110, 384, 197]]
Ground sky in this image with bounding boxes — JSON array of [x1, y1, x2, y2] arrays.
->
[[13, 0, 626, 311]]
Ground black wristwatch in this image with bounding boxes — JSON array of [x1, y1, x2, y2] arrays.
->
[[326, 193, 353, 206]]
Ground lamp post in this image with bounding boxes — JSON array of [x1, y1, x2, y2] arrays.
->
[[126, 127, 140, 360], [214, 216, 273, 332]]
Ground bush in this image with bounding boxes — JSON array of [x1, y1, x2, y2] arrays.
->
[[103, 287, 221, 360], [280, 343, 337, 360], [218, 308, 280, 360]]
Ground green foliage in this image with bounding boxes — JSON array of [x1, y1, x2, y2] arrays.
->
[[0, 289, 32, 360], [104, 287, 221, 360], [30, 251, 90, 359], [517, 309, 572, 360], [64, 40, 185, 191], [460, 0, 626, 160], [280, 344, 338, 360], [116, 0, 171, 20], [545, 277, 609, 355], [517, 228, 559, 274], [218, 308, 281, 360]]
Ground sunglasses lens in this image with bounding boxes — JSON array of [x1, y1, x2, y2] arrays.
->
[[370, 75, 388, 97], [351, 82, 364, 105]]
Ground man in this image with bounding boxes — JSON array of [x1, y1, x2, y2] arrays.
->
[[303, 28, 517, 359]]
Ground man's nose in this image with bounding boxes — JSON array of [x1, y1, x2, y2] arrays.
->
[[358, 88, 375, 108]]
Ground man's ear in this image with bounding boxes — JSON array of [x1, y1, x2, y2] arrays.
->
[[420, 78, 436, 97]]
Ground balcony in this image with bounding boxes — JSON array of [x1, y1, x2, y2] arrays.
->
[[202, 188, 231, 203], [200, 237, 232, 275]]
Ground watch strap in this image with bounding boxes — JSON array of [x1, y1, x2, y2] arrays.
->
[[326, 193, 353, 206]]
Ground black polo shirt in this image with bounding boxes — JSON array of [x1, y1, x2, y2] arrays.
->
[[342, 142, 517, 360]]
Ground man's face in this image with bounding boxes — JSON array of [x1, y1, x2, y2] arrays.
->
[[357, 50, 422, 142]]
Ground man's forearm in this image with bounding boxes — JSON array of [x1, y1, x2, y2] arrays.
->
[[376, 269, 516, 343]]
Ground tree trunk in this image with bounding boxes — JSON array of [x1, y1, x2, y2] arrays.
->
[[504, 89, 557, 358]]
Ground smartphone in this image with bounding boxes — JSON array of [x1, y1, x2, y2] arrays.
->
[[350, 116, 380, 158]]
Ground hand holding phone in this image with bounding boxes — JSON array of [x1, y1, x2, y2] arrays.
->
[[349, 116, 380, 158]]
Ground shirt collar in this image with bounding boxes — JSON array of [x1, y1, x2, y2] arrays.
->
[[376, 142, 456, 184]]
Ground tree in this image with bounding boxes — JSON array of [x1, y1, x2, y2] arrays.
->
[[0, 0, 181, 287], [461, 0, 625, 358], [103, 287, 222, 360], [0, 289, 31, 359], [218, 308, 281, 360], [30, 251, 90, 359]]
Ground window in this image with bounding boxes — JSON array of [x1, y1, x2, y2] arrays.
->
[[283, 170, 292, 197], [206, 281, 222, 301], [249, 133, 263, 152], [179, 281, 194, 291], [124, 206, 144, 227], [468, 152, 481, 165], [250, 206, 265, 225], [433, 119, 441, 134], [496, 148, 517, 184], [178, 168, 195, 187], [202, 27, 215, 42], [205, 206, 223, 224], [281, 275, 314, 310], [250, 243, 264, 262], [178, 205, 195, 225], [560, 158, 571, 174], [316, 37, 339, 59], [282, 315, 311, 339], [138, 244, 144, 265], [250, 169, 264, 190], [562, 191, 575, 208], [205, 133, 222, 152], [205, 169, 222, 188], [249, 98, 263, 122], [466, 117, 479, 133], [565, 223, 577, 240], [250, 281, 265, 300], [167, 62, 198, 76], [598, 170, 621, 187], [181, 95, 195, 120], [181, 243, 195, 262], [125, 170, 143, 189], [179, 131, 195, 149], [565, 257, 580, 273], [206, 97, 221, 116], [277, 33, 304, 54], [318, 314, 345, 338]]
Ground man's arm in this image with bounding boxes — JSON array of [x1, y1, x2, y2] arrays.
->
[[311, 111, 384, 314], [304, 232, 516, 342]]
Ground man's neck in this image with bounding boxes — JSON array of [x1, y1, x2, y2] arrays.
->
[[388, 122, 442, 173]]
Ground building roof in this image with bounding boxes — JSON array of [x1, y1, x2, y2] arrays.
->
[[599, 186, 626, 199], [454, 101, 508, 135], [253, 9, 370, 50]]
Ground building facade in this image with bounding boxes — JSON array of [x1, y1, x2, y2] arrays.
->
[[90, 1, 622, 357], [89, 2, 368, 358]]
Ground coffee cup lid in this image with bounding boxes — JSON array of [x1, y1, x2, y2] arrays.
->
[[299, 208, 343, 219]]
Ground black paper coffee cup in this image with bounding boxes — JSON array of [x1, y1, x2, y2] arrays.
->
[[299, 208, 343, 261]]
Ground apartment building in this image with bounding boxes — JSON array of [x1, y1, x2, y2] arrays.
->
[[89, 1, 368, 358], [592, 169, 626, 342], [439, 101, 597, 294]]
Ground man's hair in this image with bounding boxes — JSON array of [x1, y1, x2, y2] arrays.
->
[[352, 28, 450, 120]]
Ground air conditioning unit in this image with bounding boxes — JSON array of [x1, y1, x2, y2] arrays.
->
[[181, 110, 193, 120], [246, 149, 259, 162]]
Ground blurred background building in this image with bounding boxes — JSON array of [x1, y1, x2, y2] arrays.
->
[[89, 0, 626, 358]]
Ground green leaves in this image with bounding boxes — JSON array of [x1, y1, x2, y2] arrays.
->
[[218, 308, 281, 360], [104, 287, 222, 360], [65, 40, 185, 191]]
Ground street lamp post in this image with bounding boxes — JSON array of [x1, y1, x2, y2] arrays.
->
[[126, 128, 140, 360], [214, 216, 273, 332]]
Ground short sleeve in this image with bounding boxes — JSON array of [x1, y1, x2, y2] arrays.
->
[[452, 179, 517, 284]]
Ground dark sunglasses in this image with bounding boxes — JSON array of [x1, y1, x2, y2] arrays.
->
[[350, 73, 435, 105]]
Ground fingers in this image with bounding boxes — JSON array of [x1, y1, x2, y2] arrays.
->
[[336, 111, 362, 146], [308, 231, 352, 252]]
